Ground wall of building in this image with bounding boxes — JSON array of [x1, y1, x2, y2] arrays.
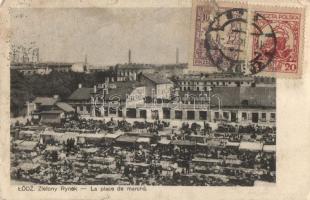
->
[[139, 76, 156, 97], [156, 83, 173, 99]]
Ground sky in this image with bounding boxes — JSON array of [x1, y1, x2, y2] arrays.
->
[[11, 8, 191, 66]]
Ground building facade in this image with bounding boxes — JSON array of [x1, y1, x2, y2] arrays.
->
[[66, 80, 276, 126], [140, 73, 174, 99]]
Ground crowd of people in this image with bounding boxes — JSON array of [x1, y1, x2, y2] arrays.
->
[[10, 118, 276, 186]]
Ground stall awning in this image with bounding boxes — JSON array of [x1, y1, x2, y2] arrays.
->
[[17, 163, 40, 171], [225, 159, 242, 165], [19, 130, 36, 135], [116, 135, 138, 143], [78, 134, 106, 139], [40, 130, 56, 136], [192, 158, 222, 163], [226, 141, 240, 147], [45, 145, 62, 151], [104, 133, 122, 139], [81, 147, 99, 153], [136, 137, 151, 143], [171, 140, 196, 146], [126, 162, 150, 167], [239, 142, 263, 151], [263, 145, 276, 153], [95, 173, 122, 179], [15, 141, 38, 151], [197, 140, 224, 147], [158, 139, 171, 145]]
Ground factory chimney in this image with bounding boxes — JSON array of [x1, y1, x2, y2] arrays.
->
[[128, 49, 132, 64]]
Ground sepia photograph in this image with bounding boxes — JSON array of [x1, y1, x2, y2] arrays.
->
[[9, 6, 277, 187]]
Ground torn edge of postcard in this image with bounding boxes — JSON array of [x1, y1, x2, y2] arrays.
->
[[189, 0, 305, 78]]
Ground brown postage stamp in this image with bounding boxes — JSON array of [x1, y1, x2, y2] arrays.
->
[[189, 0, 305, 78]]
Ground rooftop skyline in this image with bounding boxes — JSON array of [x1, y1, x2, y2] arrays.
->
[[11, 8, 191, 66]]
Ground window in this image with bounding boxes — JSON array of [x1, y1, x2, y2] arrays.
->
[[270, 113, 276, 121], [214, 112, 219, 119], [187, 111, 195, 120], [199, 111, 207, 120], [175, 110, 182, 119], [242, 112, 247, 120], [261, 113, 266, 121], [223, 112, 229, 119]]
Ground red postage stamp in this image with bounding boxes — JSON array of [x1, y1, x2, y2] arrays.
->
[[253, 11, 302, 74], [189, 0, 305, 78]]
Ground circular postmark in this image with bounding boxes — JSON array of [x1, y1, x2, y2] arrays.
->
[[205, 8, 277, 75]]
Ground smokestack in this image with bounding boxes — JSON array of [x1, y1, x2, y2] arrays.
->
[[176, 48, 179, 64], [128, 49, 131, 64]]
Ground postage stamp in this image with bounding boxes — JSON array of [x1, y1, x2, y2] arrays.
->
[[189, 0, 305, 78]]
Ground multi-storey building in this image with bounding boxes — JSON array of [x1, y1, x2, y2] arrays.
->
[[176, 74, 255, 92]]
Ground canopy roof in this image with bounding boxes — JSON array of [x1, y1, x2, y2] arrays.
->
[[104, 132, 123, 139], [239, 142, 263, 151], [126, 162, 150, 167], [116, 135, 138, 143], [45, 145, 63, 151], [136, 137, 151, 143], [171, 140, 196, 146], [81, 147, 99, 153], [17, 163, 40, 171], [225, 141, 240, 147], [158, 139, 171, 145], [192, 158, 222, 163], [15, 141, 38, 151], [263, 145, 276, 153], [78, 134, 106, 139], [95, 173, 122, 179], [19, 130, 36, 135]]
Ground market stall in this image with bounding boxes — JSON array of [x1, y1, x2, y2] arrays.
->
[[239, 142, 263, 152]]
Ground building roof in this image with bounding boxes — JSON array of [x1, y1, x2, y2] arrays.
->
[[68, 88, 93, 101], [56, 102, 75, 112], [11, 62, 73, 68], [142, 73, 173, 84], [104, 81, 144, 101], [33, 97, 58, 106], [40, 110, 64, 114]]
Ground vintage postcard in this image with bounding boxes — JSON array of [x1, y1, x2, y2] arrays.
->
[[189, 0, 305, 78], [0, 0, 310, 200]]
